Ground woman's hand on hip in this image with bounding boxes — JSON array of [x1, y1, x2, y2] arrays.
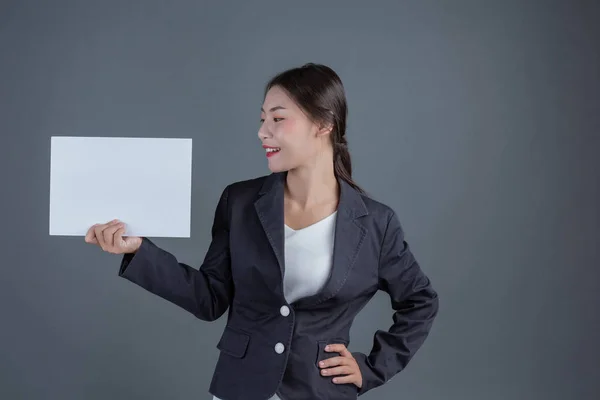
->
[[318, 343, 363, 389]]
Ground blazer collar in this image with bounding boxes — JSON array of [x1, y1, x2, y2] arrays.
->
[[257, 171, 368, 217], [254, 171, 368, 308]]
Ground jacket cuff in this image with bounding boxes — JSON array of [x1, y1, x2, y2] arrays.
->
[[118, 237, 154, 278], [352, 351, 385, 396]]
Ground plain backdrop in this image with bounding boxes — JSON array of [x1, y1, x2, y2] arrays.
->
[[1, 1, 598, 399]]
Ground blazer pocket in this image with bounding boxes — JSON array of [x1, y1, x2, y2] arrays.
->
[[217, 326, 250, 358], [315, 339, 349, 368]]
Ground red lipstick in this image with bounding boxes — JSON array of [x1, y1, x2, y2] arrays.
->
[[262, 145, 281, 158]]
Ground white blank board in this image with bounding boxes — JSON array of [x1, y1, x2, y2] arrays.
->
[[49, 136, 193, 238]]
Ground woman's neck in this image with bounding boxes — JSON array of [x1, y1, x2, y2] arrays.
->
[[285, 164, 338, 210]]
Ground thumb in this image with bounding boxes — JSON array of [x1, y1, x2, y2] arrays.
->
[[123, 235, 142, 252], [114, 225, 136, 249], [339, 347, 353, 358]]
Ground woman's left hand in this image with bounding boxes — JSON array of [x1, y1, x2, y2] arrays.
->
[[318, 343, 363, 388]]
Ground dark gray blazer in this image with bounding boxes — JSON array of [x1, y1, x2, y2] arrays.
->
[[118, 172, 439, 400]]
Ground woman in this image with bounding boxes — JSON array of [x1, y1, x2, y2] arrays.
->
[[86, 63, 439, 400]]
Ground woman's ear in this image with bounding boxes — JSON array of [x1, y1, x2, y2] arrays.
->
[[316, 121, 334, 137]]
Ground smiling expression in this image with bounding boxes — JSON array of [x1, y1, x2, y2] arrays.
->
[[258, 85, 331, 172]]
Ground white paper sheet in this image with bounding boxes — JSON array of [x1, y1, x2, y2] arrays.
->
[[49, 136, 192, 238]]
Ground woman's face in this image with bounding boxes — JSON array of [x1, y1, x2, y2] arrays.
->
[[258, 86, 328, 173]]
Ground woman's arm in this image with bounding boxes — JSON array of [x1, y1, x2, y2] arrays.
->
[[118, 185, 233, 321], [353, 210, 439, 395]]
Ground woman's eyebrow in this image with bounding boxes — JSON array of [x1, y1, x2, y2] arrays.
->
[[261, 106, 286, 112]]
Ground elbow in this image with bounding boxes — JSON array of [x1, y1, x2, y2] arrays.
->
[[420, 286, 439, 325], [193, 303, 229, 322], [191, 269, 233, 322], [395, 285, 439, 325], [416, 275, 439, 321], [191, 289, 231, 322], [427, 288, 439, 318]]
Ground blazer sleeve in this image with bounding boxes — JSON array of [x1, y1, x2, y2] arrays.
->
[[117, 185, 233, 322], [353, 210, 439, 396]]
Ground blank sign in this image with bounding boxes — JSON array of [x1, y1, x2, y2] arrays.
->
[[49, 136, 193, 238]]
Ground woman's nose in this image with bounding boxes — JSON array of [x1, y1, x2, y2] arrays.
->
[[258, 124, 270, 140]]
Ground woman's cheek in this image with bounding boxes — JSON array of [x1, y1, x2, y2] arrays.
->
[[274, 119, 295, 139], [286, 117, 300, 129]]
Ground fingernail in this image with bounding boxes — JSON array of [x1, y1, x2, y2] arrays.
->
[[320, 361, 325, 366], [325, 345, 330, 351]]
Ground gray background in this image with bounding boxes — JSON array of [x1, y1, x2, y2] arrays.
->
[[1, 0, 598, 399]]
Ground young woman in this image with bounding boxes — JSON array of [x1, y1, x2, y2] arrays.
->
[[86, 63, 439, 400]]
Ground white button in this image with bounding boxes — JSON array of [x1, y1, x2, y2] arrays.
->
[[274, 342, 285, 354], [280, 305, 290, 317]]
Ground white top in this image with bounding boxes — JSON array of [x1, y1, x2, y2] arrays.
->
[[213, 211, 337, 400], [281, 210, 337, 303]]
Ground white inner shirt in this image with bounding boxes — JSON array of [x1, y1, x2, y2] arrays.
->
[[213, 211, 337, 400], [282, 210, 337, 303]]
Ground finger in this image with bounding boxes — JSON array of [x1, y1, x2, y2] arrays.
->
[[103, 222, 123, 251], [85, 225, 99, 244], [332, 375, 357, 385], [325, 344, 352, 357], [319, 356, 349, 368], [321, 365, 354, 377], [114, 226, 126, 248], [94, 225, 107, 250], [115, 224, 131, 253], [95, 220, 119, 250]]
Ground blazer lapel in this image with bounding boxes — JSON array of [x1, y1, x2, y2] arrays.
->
[[254, 172, 286, 281], [293, 179, 368, 309]]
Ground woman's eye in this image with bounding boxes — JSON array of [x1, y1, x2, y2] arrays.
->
[[260, 117, 283, 123]]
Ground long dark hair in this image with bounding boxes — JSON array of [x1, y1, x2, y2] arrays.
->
[[264, 63, 363, 193]]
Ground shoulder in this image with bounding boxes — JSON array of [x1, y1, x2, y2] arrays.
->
[[360, 193, 396, 225], [357, 192, 407, 240], [217, 174, 271, 206], [224, 174, 269, 194]]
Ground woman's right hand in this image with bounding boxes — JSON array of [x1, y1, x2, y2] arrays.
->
[[85, 219, 142, 254]]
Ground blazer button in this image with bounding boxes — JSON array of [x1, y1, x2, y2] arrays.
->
[[280, 305, 290, 317], [274, 342, 285, 354]]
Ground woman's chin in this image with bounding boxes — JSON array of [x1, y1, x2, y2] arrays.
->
[[267, 159, 287, 173], [267, 164, 286, 173]]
